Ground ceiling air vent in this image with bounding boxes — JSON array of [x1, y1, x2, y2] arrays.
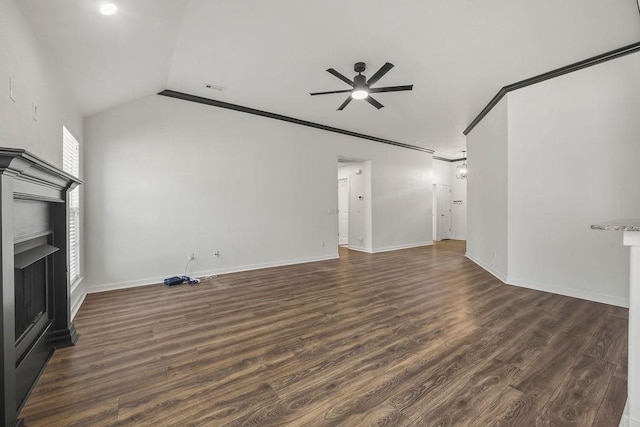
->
[[205, 84, 226, 91]]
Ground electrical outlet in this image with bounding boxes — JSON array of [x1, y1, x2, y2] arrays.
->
[[187, 253, 195, 262]]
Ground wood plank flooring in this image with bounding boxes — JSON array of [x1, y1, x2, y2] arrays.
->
[[19, 240, 628, 426]]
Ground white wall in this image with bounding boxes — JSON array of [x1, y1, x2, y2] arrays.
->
[[432, 159, 451, 186], [466, 99, 509, 281], [506, 52, 640, 306], [372, 158, 432, 252], [84, 95, 433, 291], [0, 0, 82, 166], [450, 160, 467, 240], [0, 0, 85, 316], [466, 52, 640, 307]]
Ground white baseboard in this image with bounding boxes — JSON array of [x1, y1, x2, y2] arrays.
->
[[87, 276, 163, 293], [372, 241, 433, 253], [86, 253, 339, 294], [198, 254, 339, 276], [465, 252, 627, 307], [450, 235, 466, 241], [465, 252, 508, 282], [506, 275, 629, 308], [346, 245, 373, 254]]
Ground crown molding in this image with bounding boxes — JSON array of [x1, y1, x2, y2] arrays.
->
[[158, 90, 434, 154], [463, 41, 640, 136]]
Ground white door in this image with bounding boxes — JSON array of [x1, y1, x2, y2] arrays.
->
[[338, 178, 349, 245], [437, 184, 452, 240]]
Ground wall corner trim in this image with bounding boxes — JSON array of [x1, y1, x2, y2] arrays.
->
[[505, 276, 629, 308], [463, 41, 640, 136]]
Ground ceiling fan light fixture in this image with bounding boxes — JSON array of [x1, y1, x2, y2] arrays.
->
[[310, 61, 412, 110], [351, 89, 368, 100], [352, 73, 369, 99]]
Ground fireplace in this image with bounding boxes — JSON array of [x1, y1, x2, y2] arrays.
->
[[14, 209, 59, 408], [15, 255, 48, 345], [0, 148, 82, 427]]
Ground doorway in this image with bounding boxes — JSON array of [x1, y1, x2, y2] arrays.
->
[[338, 158, 369, 252], [338, 177, 349, 245]]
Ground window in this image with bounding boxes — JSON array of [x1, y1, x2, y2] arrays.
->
[[62, 126, 80, 284]]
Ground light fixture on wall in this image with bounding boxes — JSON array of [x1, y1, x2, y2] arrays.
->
[[456, 151, 468, 179]]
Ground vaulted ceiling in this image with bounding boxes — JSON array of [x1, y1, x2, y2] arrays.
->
[[17, 0, 640, 154]]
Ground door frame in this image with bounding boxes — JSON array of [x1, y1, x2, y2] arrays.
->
[[338, 177, 350, 246], [434, 183, 452, 241]]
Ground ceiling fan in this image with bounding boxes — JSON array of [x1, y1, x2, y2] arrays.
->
[[310, 62, 413, 110]]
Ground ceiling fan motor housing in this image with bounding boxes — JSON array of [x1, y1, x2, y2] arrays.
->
[[354, 62, 366, 73], [353, 74, 368, 89]]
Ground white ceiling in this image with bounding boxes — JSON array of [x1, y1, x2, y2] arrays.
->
[[18, 0, 640, 153]]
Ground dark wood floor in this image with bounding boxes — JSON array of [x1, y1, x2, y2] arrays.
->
[[20, 240, 627, 426]]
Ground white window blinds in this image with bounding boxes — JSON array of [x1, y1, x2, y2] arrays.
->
[[62, 126, 80, 285]]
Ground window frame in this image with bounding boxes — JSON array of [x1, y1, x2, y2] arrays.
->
[[62, 126, 80, 285]]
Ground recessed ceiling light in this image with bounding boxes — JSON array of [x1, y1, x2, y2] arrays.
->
[[100, 3, 118, 15]]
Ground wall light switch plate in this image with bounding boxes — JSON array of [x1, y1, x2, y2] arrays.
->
[[9, 77, 16, 102]]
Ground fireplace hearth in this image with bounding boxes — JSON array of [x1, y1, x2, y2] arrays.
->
[[0, 148, 82, 427]]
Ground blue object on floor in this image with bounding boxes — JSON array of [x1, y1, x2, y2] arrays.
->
[[164, 276, 183, 286]]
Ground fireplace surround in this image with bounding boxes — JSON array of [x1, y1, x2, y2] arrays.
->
[[0, 148, 82, 427]]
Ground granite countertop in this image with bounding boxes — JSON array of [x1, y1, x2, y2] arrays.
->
[[591, 219, 640, 231]]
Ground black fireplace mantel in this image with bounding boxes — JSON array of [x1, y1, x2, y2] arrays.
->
[[0, 147, 82, 427]]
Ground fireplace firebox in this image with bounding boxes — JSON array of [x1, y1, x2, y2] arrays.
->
[[0, 148, 82, 427]]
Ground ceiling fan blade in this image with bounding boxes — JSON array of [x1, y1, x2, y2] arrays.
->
[[337, 96, 353, 111], [368, 85, 414, 94], [327, 68, 354, 86], [365, 96, 384, 109], [366, 62, 394, 86], [310, 89, 353, 96]]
